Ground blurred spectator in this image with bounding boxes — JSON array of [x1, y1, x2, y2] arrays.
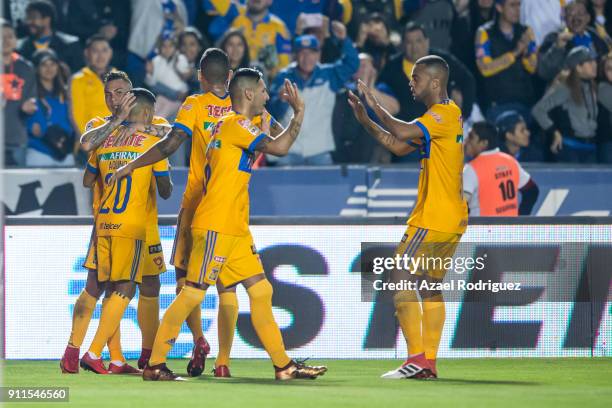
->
[[18, 0, 83, 73], [66, 0, 131, 70], [26, 49, 75, 166], [4, 0, 31, 37], [69, 35, 113, 137], [127, 0, 187, 87], [475, 0, 537, 123], [409, 0, 458, 52], [332, 53, 399, 163], [295, 13, 343, 64], [208, 0, 292, 78], [270, 0, 348, 35], [538, 1, 609, 83], [532, 46, 599, 163], [596, 51, 612, 162], [520, 0, 565, 46], [379, 23, 476, 125], [179, 27, 207, 94], [355, 13, 397, 71], [496, 110, 543, 161], [269, 24, 359, 165], [145, 34, 190, 120], [586, 0, 612, 47], [345, 0, 410, 40], [219, 28, 251, 71], [463, 121, 539, 216], [452, 0, 497, 72], [2, 19, 37, 167]]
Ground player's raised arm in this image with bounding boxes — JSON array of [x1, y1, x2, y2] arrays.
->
[[80, 92, 136, 152], [348, 91, 418, 156], [254, 80, 304, 156], [357, 79, 423, 141]]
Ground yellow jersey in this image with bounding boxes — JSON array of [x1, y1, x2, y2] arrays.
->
[[174, 92, 232, 210], [85, 116, 170, 218], [70, 67, 112, 134], [87, 127, 169, 241], [191, 111, 266, 236], [174, 93, 273, 211], [409, 99, 468, 234]]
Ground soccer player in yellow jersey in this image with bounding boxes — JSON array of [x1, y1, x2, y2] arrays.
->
[[61, 72, 172, 374], [113, 68, 326, 381], [349, 55, 468, 379], [78, 89, 172, 374], [171, 49, 282, 378], [169, 49, 233, 378]]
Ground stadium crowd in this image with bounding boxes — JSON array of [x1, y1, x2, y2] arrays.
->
[[3, 0, 612, 167]]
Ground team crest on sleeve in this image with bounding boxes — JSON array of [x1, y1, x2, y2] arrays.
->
[[181, 103, 192, 111], [238, 118, 260, 136]]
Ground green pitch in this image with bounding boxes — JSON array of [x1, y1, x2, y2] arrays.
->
[[3, 359, 612, 408]]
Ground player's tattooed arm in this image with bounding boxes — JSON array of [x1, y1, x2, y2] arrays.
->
[[255, 80, 304, 156], [80, 120, 121, 152], [80, 92, 137, 152], [111, 127, 189, 183], [348, 91, 417, 156], [143, 123, 172, 138], [356, 80, 423, 141], [155, 173, 173, 200]]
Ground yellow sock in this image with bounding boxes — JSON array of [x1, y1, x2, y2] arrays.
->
[[138, 295, 160, 350], [178, 278, 203, 341], [68, 290, 97, 348], [149, 285, 206, 366], [216, 292, 238, 367], [394, 290, 424, 356], [422, 295, 445, 360], [89, 293, 130, 357], [247, 280, 291, 368], [102, 298, 125, 363]]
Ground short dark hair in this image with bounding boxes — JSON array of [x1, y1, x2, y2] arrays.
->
[[229, 68, 263, 99], [86, 34, 110, 49], [415, 55, 449, 86], [471, 121, 499, 148], [403, 22, 427, 39], [104, 70, 132, 87], [364, 13, 390, 35], [131, 87, 156, 105], [199, 48, 230, 84], [26, 1, 56, 27]]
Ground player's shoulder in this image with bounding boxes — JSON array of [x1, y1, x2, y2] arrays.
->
[[85, 115, 112, 131], [222, 112, 259, 135], [152, 115, 170, 126], [431, 99, 461, 118]]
